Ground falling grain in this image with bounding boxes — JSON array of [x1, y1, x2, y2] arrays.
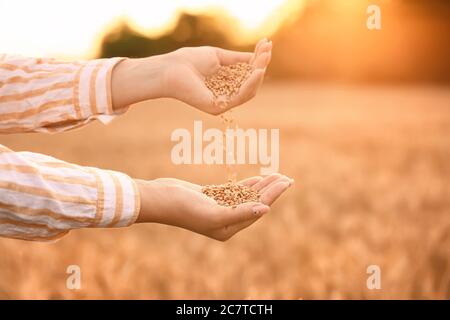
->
[[204, 62, 254, 184]]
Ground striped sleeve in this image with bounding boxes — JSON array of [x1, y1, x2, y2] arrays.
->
[[0, 144, 140, 241], [0, 54, 128, 133]]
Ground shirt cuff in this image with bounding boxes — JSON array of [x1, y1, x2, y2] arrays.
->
[[89, 167, 141, 228], [75, 57, 128, 124]]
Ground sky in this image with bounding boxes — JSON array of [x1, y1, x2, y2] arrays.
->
[[0, 0, 302, 58]]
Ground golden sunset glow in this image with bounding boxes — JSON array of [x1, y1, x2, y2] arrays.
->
[[0, 0, 304, 58]]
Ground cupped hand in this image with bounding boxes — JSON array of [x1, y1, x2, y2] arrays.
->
[[135, 173, 292, 241], [162, 38, 272, 115]]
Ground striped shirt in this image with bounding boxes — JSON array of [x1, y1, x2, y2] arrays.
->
[[0, 54, 140, 241]]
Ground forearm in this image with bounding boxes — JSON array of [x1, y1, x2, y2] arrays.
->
[[111, 55, 169, 111], [0, 54, 127, 133], [0, 144, 139, 241]]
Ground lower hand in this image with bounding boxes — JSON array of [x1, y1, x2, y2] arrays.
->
[[135, 174, 292, 241]]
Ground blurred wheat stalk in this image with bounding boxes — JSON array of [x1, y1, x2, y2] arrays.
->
[[0, 83, 449, 299]]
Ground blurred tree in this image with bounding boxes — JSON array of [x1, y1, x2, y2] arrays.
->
[[99, 2, 450, 83], [99, 12, 252, 58]]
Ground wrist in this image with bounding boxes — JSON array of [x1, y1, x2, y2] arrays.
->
[[134, 179, 154, 224], [111, 55, 168, 110], [134, 179, 168, 224]]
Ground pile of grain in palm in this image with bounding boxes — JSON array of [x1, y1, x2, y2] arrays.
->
[[204, 62, 255, 141], [202, 180, 260, 208], [205, 62, 253, 100]]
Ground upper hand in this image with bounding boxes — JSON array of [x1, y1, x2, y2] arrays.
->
[[111, 39, 272, 113], [162, 39, 272, 115]]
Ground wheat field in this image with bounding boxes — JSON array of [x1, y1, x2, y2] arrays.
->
[[0, 82, 449, 299]]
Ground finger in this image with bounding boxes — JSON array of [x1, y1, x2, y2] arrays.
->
[[260, 181, 290, 206], [219, 201, 270, 226], [229, 68, 264, 107], [265, 40, 273, 54], [253, 51, 271, 70], [219, 217, 260, 240], [256, 41, 272, 59], [264, 51, 272, 69], [259, 175, 293, 194], [216, 48, 253, 65], [252, 173, 283, 191], [250, 38, 268, 64], [246, 67, 265, 93], [258, 44, 272, 70], [242, 68, 265, 101], [236, 52, 270, 106], [255, 38, 268, 53], [238, 176, 263, 187]]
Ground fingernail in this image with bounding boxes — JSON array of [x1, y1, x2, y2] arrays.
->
[[252, 204, 270, 215]]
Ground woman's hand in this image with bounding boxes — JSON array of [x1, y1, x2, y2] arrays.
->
[[135, 173, 292, 241], [162, 39, 272, 114], [112, 39, 272, 114]]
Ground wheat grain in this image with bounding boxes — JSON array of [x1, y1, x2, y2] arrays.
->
[[202, 180, 260, 208], [205, 62, 253, 100], [203, 63, 255, 202]]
